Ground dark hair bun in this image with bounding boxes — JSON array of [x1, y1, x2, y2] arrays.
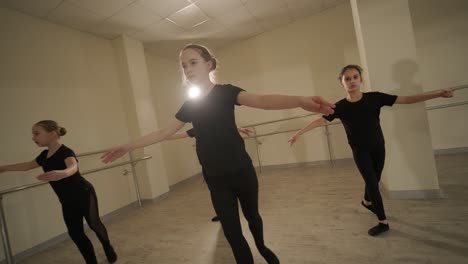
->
[[59, 127, 67, 136]]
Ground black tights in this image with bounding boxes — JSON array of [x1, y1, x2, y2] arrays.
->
[[62, 182, 111, 264], [352, 144, 387, 221], [206, 164, 279, 264]]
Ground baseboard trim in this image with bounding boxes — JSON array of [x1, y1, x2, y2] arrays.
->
[[381, 186, 445, 200], [434, 147, 468, 155], [256, 158, 354, 172]]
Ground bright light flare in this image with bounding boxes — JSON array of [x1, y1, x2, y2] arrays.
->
[[188, 86, 201, 98]]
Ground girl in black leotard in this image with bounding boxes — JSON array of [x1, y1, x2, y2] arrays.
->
[[101, 44, 335, 264], [0, 120, 117, 263], [289, 65, 454, 236]]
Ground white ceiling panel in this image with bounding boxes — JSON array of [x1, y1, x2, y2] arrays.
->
[[195, 0, 243, 18], [3, 0, 347, 58], [213, 5, 255, 28], [244, 0, 287, 18], [104, 1, 162, 33], [132, 18, 185, 42], [167, 3, 209, 29], [67, 0, 136, 17], [140, 0, 192, 18], [285, 0, 323, 19], [3, 0, 62, 17], [47, 1, 105, 31]]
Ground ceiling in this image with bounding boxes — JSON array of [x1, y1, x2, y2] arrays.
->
[[1, 0, 345, 59]]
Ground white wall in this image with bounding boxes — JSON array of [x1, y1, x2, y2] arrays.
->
[[410, 0, 468, 151], [0, 8, 137, 260], [350, 0, 441, 194], [145, 53, 201, 186]]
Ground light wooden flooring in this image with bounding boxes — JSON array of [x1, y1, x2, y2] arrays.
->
[[19, 153, 468, 263]]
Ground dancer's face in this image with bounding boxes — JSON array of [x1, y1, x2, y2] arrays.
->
[[32, 125, 57, 147], [341, 68, 362, 93], [180, 48, 212, 85]]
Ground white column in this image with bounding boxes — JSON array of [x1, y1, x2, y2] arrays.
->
[[112, 35, 170, 199], [351, 0, 441, 199]]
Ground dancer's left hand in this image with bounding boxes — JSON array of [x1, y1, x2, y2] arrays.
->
[[37, 170, 66, 182], [439, 88, 454, 98]]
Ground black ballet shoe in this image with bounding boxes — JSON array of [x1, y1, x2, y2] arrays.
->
[[259, 247, 280, 264], [368, 223, 389, 236], [211, 216, 220, 222], [361, 200, 376, 214], [104, 244, 117, 263]]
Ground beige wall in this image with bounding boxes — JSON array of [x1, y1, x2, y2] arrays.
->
[[145, 53, 201, 186], [0, 8, 137, 259], [410, 0, 468, 151]]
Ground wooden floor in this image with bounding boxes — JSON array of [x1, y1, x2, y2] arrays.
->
[[19, 153, 468, 264]]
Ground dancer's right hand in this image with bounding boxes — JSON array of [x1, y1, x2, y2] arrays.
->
[[101, 144, 131, 164], [439, 88, 454, 98], [238, 127, 253, 137], [300, 96, 335, 115], [288, 134, 300, 146]]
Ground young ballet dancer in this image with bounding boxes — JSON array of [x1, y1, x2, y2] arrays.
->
[[288, 64, 454, 236], [0, 120, 117, 263], [101, 44, 335, 263]]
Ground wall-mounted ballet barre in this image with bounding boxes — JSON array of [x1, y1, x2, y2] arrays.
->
[[426, 101, 468, 110], [450, 84, 468, 91], [0, 151, 151, 264], [426, 84, 468, 110], [244, 120, 341, 172], [243, 84, 468, 172]]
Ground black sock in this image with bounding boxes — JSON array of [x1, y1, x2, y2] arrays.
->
[[103, 244, 117, 263], [368, 223, 389, 236], [361, 201, 376, 214], [259, 247, 280, 264]]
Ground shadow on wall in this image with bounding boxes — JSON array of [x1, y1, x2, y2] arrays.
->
[[387, 59, 437, 188]]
